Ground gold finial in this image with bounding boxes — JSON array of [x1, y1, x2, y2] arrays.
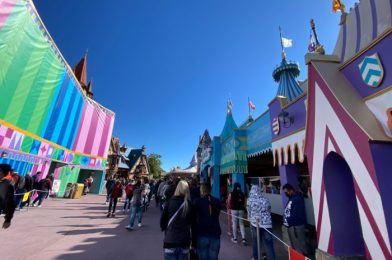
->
[[281, 51, 286, 60]]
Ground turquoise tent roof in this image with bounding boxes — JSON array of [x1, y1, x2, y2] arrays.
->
[[272, 53, 303, 102], [221, 111, 238, 140]]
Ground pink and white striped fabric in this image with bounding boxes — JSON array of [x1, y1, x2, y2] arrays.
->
[[72, 101, 115, 158]]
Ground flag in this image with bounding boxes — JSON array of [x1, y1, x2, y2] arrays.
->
[[282, 37, 293, 48], [288, 247, 311, 260], [249, 100, 256, 110], [333, 0, 343, 12], [308, 32, 316, 52]]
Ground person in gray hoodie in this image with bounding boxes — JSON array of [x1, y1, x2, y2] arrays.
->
[[247, 184, 276, 260]]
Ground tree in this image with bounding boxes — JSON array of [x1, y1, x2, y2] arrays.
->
[[147, 154, 163, 179]]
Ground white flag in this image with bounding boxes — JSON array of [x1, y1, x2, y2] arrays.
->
[[282, 37, 293, 48]]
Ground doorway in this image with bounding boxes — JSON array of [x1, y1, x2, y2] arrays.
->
[[323, 152, 365, 256]]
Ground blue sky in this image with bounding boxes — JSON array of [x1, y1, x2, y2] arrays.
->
[[34, 0, 357, 171]]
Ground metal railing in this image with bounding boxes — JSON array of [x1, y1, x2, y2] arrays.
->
[[221, 210, 292, 260]]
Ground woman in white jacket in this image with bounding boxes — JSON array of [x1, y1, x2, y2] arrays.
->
[[247, 185, 276, 260]]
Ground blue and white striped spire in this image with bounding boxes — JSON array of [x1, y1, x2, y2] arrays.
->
[[272, 52, 303, 102]]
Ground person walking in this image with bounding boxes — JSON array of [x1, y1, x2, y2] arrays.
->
[[123, 181, 134, 212], [105, 177, 115, 204], [230, 182, 247, 245], [226, 190, 232, 237], [154, 179, 162, 207], [0, 164, 15, 229], [247, 184, 276, 260], [160, 180, 194, 260], [32, 176, 52, 207], [193, 183, 221, 260], [107, 180, 122, 217], [125, 180, 144, 230], [282, 183, 309, 256], [157, 178, 167, 210]]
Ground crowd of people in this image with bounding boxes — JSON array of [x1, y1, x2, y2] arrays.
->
[[0, 163, 53, 229], [1, 162, 310, 259], [154, 176, 309, 260]]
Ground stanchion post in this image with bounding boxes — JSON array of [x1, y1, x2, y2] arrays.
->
[[256, 218, 261, 260]]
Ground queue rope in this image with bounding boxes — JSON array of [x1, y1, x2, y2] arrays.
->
[[221, 210, 290, 249], [14, 189, 50, 196]]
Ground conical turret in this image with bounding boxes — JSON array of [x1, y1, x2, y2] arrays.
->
[[272, 52, 303, 102]]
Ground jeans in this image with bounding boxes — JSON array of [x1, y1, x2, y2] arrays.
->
[[287, 225, 309, 255], [15, 188, 26, 208], [251, 226, 276, 260], [197, 236, 220, 260], [231, 209, 245, 240], [33, 191, 47, 206], [123, 196, 133, 210], [129, 205, 143, 227], [108, 197, 118, 213], [163, 248, 189, 260]]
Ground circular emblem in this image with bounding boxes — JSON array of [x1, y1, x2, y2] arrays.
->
[[272, 117, 280, 135]]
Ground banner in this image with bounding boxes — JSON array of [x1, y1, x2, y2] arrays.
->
[[0, 0, 114, 162]]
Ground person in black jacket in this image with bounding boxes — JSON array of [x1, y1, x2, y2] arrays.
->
[[160, 180, 194, 260], [0, 164, 15, 229], [230, 182, 247, 245], [282, 183, 309, 255], [193, 183, 221, 260]]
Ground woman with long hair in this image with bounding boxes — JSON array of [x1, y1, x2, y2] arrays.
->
[[160, 180, 194, 260]]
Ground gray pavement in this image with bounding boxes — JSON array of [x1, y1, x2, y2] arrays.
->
[[0, 195, 288, 260]]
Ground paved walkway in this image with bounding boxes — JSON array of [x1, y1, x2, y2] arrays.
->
[[0, 195, 288, 260]]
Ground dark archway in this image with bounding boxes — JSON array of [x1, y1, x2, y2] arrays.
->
[[323, 152, 365, 256]]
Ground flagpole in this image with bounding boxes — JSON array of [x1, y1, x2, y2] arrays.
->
[[248, 97, 251, 118], [279, 26, 284, 52]]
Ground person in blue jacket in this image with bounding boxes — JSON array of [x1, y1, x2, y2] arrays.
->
[[282, 183, 309, 255]]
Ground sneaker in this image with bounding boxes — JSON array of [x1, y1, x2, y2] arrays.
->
[[242, 239, 247, 246], [107, 213, 111, 217], [37, 205, 42, 208], [112, 213, 116, 217], [231, 238, 238, 243], [138, 223, 142, 228], [125, 225, 134, 231]]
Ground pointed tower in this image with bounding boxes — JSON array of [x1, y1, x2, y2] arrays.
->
[[272, 51, 303, 102], [74, 53, 88, 86], [74, 51, 94, 99], [221, 99, 238, 140]]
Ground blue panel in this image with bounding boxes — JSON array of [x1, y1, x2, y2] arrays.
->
[[51, 81, 74, 143], [57, 87, 77, 145], [67, 95, 85, 149], [43, 74, 70, 140], [41, 71, 66, 137], [246, 112, 272, 156], [61, 92, 83, 147]]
